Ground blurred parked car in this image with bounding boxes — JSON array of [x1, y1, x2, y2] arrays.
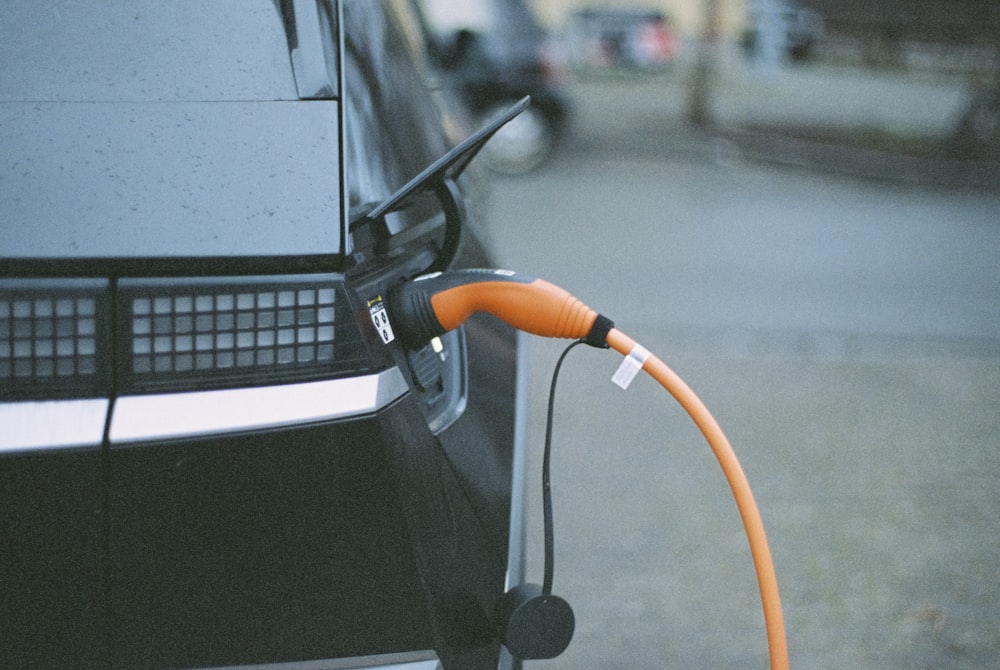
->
[[567, 8, 679, 71], [417, 0, 572, 174], [741, 0, 825, 62], [1, 1, 528, 669]]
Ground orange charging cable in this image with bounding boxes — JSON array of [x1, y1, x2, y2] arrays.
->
[[387, 270, 789, 669], [605, 328, 789, 670]]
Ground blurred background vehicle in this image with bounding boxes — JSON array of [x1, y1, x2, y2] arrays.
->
[[740, 0, 825, 63], [566, 8, 679, 71], [416, 0, 572, 175]]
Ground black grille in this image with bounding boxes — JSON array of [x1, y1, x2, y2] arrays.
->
[[117, 276, 370, 393], [0, 275, 373, 399], [0, 279, 111, 400]]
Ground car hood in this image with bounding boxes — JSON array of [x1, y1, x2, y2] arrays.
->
[[1, 100, 342, 261]]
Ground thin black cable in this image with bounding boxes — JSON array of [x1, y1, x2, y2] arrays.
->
[[542, 339, 586, 595]]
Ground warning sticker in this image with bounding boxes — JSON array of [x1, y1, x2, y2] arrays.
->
[[367, 295, 395, 344]]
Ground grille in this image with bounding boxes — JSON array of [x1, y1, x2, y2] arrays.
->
[[0, 279, 110, 399], [118, 276, 369, 393], [0, 275, 372, 399]]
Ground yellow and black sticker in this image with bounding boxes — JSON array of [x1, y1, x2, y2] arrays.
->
[[366, 295, 395, 344]]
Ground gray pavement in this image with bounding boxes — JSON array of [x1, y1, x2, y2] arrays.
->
[[516, 343, 1000, 670], [481, 60, 1000, 669]]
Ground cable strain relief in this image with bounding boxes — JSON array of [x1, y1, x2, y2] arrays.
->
[[388, 284, 446, 349], [584, 314, 614, 348]]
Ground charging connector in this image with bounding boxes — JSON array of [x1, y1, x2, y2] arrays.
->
[[387, 269, 613, 350], [386, 269, 789, 670]]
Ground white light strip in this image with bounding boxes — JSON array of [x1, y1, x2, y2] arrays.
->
[[0, 398, 109, 453], [109, 368, 408, 445], [190, 650, 440, 670]]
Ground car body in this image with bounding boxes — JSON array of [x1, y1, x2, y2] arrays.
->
[[0, 2, 527, 669], [416, 0, 572, 174]]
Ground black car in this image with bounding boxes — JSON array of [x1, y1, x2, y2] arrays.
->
[[1, 2, 529, 669]]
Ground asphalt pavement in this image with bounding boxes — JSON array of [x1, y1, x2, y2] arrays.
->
[[481, 58, 1000, 669]]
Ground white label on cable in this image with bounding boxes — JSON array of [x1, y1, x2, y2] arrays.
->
[[612, 344, 650, 390]]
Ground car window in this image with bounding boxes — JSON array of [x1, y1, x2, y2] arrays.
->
[[418, 0, 543, 62], [341, 0, 450, 236]]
